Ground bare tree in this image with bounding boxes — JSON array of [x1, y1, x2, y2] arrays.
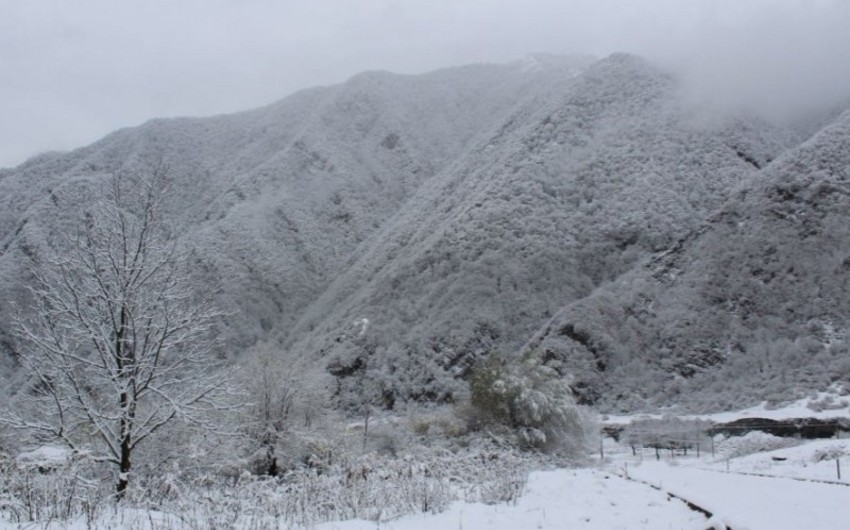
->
[[241, 348, 297, 477], [2, 169, 232, 499], [239, 344, 327, 476]]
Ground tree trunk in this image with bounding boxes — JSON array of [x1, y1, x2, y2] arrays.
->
[[363, 407, 370, 449], [116, 305, 134, 500], [117, 390, 132, 500]]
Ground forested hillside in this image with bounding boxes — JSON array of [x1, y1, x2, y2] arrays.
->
[[2, 53, 844, 413], [0, 57, 580, 363], [276, 54, 793, 408], [527, 110, 850, 412]]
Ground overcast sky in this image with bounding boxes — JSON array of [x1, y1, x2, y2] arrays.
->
[[2, 0, 849, 168]]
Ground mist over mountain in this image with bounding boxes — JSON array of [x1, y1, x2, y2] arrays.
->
[[1, 53, 846, 413]]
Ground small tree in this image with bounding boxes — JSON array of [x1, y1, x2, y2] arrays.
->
[[469, 352, 593, 455], [2, 169, 231, 499], [240, 348, 301, 476]]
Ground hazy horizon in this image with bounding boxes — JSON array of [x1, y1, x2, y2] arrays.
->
[[3, 0, 849, 168]]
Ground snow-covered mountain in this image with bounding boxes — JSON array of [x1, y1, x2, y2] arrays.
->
[[2, 53, 843, 412], [526, 109, 850, 412], [0, 57, 578, 358], [274, 54, 794, 408]]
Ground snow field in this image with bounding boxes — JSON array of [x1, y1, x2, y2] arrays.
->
[[0, 468, 709, 530], [5, 395, 849, 530], [627, 461, 850, 530], [314, 468, 706, 530], [601, 424, 850, 530], [9, 436, 848, 530], [699, 437, 850, 484]]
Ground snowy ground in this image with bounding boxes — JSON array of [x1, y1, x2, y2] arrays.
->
[[627, 462, 850, 530], [0, 467, 709, 530], [316, 434, 850, 530], [601, 432, 850, 530], [699, 437, 850, 483], [314, 468, 706, 530], [3, 442, 848, 530], [4, 396, 849, 529], [309, 433, 850, 530]]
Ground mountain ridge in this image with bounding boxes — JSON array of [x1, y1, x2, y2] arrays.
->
[[0, 54, 593, 370], [271, 53, 798, 408], [1, 53, 844, 414], [525, 108, 850, 412]]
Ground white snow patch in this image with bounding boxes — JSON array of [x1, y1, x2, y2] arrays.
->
[[15, 445, 71, 468], [604, 389, 850, 425]]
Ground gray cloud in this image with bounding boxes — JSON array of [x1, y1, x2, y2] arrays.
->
[[2, 0, 849, 167]]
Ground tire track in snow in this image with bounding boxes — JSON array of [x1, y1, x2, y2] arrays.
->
[[692, 466, 850, 488], [612, 471, 736, 530]]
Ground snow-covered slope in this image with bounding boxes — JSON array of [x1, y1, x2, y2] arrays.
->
[[1, 53, 826, 412], [526, 109, 850, 412], [277, 54, 792, 407], [0, 57, 583, 360]]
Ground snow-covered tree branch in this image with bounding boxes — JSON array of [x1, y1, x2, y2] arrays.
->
[[2, 168, 233, 499], [468, 352, 594, 456]]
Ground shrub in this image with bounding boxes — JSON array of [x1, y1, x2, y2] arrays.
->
[[0, 440, 537, 528], [469, 353, 593, 455], [719, 431, 803, 459]]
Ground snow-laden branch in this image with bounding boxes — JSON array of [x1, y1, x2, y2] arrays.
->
[[2, 168, 234, 499]]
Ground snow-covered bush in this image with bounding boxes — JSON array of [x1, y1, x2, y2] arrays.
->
[[718, 431, 803, 459], [237, 348, 309, 476], [0, 447, 108, 524], [408, 404, 470, 442], [812, 445, 847, 462], [806, 393, 849, 412], [469, 353, 593, 455]]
